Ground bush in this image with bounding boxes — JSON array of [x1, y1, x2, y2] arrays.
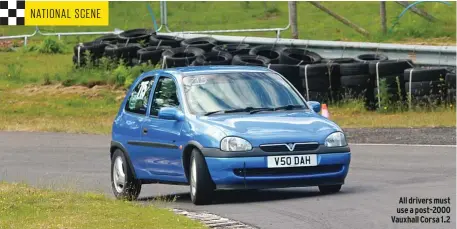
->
[[38, 37, 67, 54]]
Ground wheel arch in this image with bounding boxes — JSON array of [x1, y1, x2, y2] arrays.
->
[[110, 141, 137, 179], [182, 140, 204, 182]]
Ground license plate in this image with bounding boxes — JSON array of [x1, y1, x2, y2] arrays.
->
[[267, 154, 317, 168]]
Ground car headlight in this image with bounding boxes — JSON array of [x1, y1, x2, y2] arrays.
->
[[220, 137, 252, 151], [325, 132, 347, 147]]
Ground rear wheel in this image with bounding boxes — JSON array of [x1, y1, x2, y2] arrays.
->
[[111, 149, 141, 201], [318, 184, 342, 194], [189, 149, 215, 205]]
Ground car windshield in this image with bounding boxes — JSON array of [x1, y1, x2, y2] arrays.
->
[[182, 71, 308, 115]]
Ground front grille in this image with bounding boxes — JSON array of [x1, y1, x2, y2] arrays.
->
[[233, 165, 343, 177], [294, 144, 319, 151], [260, 145, 289, 152], [259, 143, 319, 152]]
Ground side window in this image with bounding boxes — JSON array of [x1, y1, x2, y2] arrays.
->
[[150, 77, 180, 116], [125, 77, 155, 115]]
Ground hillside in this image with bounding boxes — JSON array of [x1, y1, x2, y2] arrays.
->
[[0, 1, 455, 45]]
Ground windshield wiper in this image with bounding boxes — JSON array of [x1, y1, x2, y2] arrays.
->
[[203, 110, 225, 116], [249, 105, 307, 114], [272, 104, 307, 111], [203, 105, 306, 116], [203, 107, 272, 116], [249, 107, 275, 114], [225, 107, 270, 114]]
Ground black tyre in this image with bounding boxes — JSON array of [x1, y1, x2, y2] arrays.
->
[[231, 55, 271, 66], [162, 47, 205, 67], [193, 51, 232, 66], [279, 48, 322, 65], [93, 34, 118, 45], [212, 43, 251, 55], [340, 62, 369, 76], [181, 37, 218, 52], [369, 60, 412, 76], [321, 58, 355, 64], [104, 43, 143, 60], [118, 28, 155, 44], [268, 64, 302, 92], [189, 149, 215, 205], [355, 53, 388, 62], [446, 73, 456, 89], [340, 74, 372, 87], [111, 149, 141, 201], [299, 63, 340, 91], [249, 45, 287, 64], [318, 184, 342, 194], [149, 34, 184, 48], [405, 81, 446, 97], [73, 42, 107, 59], [403, 67, 448, 82], [137, 46, 172, 65]]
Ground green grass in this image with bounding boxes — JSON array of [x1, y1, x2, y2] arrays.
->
[[0, 1, 455, 44], [0, 52, 73, 85], [0, 83, 121, 134], [0, 182, 206, 229], [330, 99, 456, 128], [0, 84, 454, 134]]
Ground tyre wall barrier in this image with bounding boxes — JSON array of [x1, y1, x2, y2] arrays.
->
[[72, 28, 456, 109]]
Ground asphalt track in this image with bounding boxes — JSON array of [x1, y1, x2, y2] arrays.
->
[[0, 131, 456, 229]]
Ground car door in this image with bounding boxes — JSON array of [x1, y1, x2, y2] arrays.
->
[[115, 75, 156, 179], [139, 75, 186, 181]]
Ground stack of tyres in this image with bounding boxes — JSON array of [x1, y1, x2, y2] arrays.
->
[[191, 51, 233, 66], [404, 67, 448, 106], [268, 47, 325, 102], [298, 63, 341, 104], [72, 34, 118, 67], [338, 62, 374, 110], [212, 43, 251, 56], [161, 47, 205, 68], [70, 30, 456, 108], [369, 59, 412, 106]]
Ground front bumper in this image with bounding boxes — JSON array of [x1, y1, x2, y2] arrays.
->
[[202, 148, 351, 190]]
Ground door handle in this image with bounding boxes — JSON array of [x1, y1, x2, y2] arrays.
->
[[142, 128, 148, 134]]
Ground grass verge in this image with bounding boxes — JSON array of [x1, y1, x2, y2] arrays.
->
[[0, 84, 121, 134], [0, 182, 206, 229], [331, 101, 456, 128], [0, 85, 454, 134]]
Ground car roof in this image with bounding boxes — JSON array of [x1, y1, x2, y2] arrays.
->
[[143, 65, 273, 79]]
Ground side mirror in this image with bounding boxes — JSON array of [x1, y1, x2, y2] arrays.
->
[[307, 101, 321, 113], [158, 107, 184, 121]]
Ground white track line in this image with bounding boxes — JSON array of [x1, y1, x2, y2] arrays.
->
[[350, 143, 456, 148]]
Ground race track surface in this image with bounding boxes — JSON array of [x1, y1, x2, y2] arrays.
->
[[0, 131, 455, 229]]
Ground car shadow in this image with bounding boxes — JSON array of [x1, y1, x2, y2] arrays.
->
[[138, 186, 364, 205]]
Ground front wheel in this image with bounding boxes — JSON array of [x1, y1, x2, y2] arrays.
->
[[318, 184, 342, 194], [111, 149, 141, 201], [189, 149, 215, 205]]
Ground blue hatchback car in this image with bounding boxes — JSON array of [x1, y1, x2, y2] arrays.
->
[[110, 65, 351, 205]]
